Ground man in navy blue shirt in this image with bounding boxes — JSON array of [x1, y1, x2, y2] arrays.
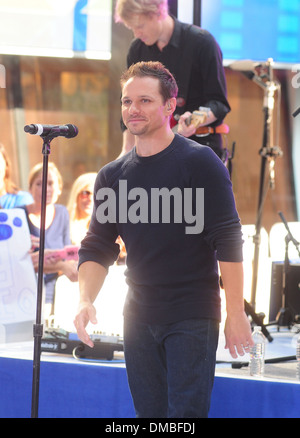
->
[[74, 61, 253, 418]]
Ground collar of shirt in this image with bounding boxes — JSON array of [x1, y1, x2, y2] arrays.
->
[[148, 16, 181, 52], [168, 16, 182, 49]]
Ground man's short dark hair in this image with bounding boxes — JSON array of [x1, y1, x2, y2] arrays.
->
[[120, 61, 178, 103]]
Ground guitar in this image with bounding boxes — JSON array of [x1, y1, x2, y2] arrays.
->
[[171, 107, 210, 134]]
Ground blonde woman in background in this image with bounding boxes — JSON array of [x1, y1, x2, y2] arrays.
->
[[67, 172, 97, 246], [22, 162, 78, 316], [68, 172, 127, 263], [0, 143, 33, 208]]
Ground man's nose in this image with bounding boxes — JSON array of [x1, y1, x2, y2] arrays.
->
[[133, 29, 142, 40], [128, 101, 140, 114]]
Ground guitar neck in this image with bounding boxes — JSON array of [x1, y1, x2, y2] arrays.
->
[[171, 107, 209, 133]]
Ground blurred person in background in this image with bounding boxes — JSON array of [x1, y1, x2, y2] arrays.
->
[[114, 0, 230, 159], [0, 143, 33, 208], [67, 172, 127, 263], [22, 162, 78, 316], [67, 172, 97, 246]]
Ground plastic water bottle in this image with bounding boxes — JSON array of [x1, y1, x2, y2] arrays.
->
[[296, 333, 300, 380], [249, 326, 265, 377]]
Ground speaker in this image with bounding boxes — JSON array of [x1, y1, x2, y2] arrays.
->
[[269, 262, 300, 322]]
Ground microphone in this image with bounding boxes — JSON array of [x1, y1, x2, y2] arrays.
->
[[24, 124, 78, 138]]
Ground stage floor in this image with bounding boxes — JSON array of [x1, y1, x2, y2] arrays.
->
[[1, 323, 299, 375], [0, 323, 299, 379]]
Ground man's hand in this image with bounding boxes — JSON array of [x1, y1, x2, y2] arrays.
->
[[74, 261, 108, 347], [224, 311, 254, 358], [74, 301, 98, 348], [177, 108, 217, 138], [177, 112, 197, 137], [219, 261, 254, 359]]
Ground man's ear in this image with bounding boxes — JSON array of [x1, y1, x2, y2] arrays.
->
[[165, 97, 176, 114]]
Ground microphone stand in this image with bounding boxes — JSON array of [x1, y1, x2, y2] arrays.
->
[[24, 124, 78, 418], [229, 59, 285, 339], [245, 60, 282, 341], [250, 61, 282, 310], [30, 132, 56, 418]]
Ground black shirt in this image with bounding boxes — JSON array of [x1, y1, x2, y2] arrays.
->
[[79, 135, 243, 324]]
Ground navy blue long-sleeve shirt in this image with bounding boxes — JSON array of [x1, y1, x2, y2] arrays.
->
[[79, 134, 243, 324]]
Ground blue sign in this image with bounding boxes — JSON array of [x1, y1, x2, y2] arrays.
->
[[73, 0, 88, 51], [202, 0, 300, 65]]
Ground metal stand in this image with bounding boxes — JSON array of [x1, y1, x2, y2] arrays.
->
[[229, 59, 282, 341], [247, 61, 282, 341], [30, 135, 53, 418], [250, 63, 282, 310], [275, 233, 293, 327], [24, 124, 78, 418]]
